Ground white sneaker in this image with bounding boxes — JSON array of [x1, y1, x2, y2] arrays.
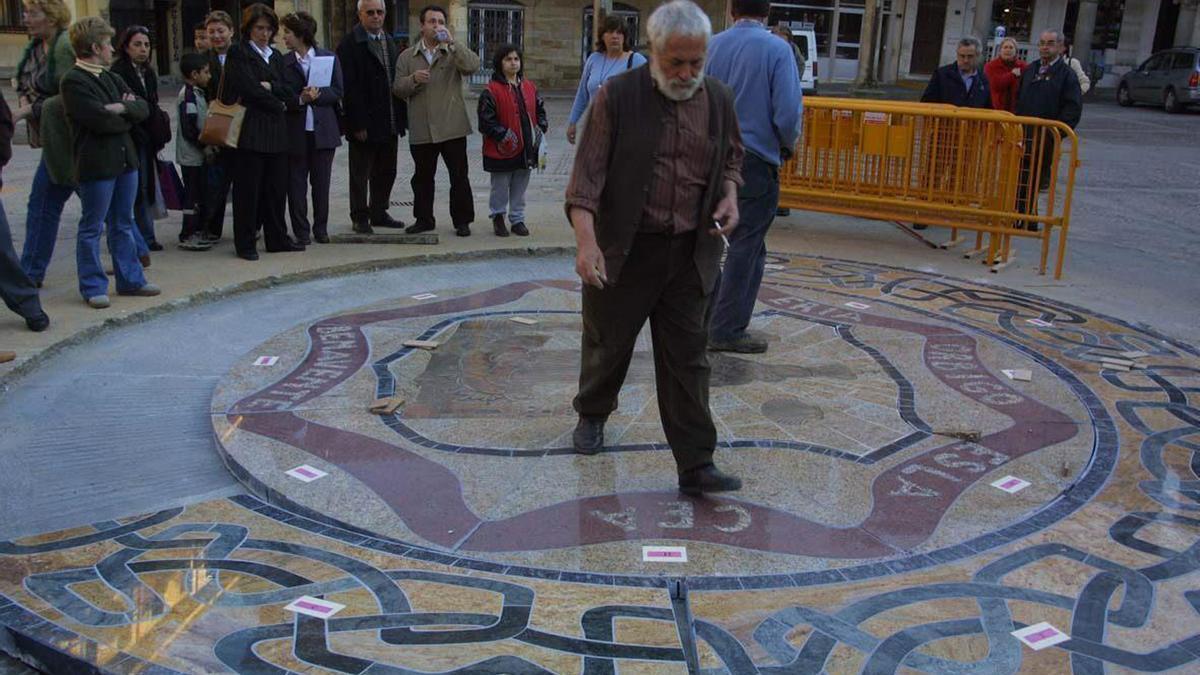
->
[[87, 295, 111, 309]]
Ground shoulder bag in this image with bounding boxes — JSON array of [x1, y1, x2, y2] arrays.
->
[[199, 57, 245, 148]]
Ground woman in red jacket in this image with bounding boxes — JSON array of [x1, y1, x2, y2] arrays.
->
[[984, 37, 1026, 112], [477, 44, 547, 237]]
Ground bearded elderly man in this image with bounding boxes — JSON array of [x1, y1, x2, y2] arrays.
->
[[565, 0, 746, 495]]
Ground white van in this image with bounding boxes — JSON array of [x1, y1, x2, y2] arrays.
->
[[785, 26, 819, 95]]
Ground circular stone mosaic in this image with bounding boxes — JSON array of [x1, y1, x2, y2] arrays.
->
[[211, 253, 1149, 583]]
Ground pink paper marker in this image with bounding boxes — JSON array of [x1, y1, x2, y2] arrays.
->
[[1001, 479, 1020, 489], [296, 467, 316, 478], [295, 601, 332, 614], [1026, 628, 1060, 643]]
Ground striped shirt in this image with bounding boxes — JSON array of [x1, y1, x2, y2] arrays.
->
[[565, 81, 743, 234]]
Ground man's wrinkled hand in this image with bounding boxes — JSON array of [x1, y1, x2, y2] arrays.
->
[[711, 192, 739, 238], [575, 242, 608, 289]]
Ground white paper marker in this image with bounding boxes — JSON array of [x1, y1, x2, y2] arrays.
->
[[1120, 350, 1149, 359], [285, 596, 345, 619], [642, 546, 688, 563], [285, 465, 328, 483], [509, 316, 538, 325], [254, 356, 279, 366], [1026, 318, 1053, 328], [991, 476, 1031, 494], [1002, 369, 1032, 382], [1011, 622, 1070, 650], [844, 301, 870, 310], [412, 293, 437, 301]]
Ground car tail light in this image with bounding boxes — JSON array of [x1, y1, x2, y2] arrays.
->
[[1190, 71, 1199, 88]]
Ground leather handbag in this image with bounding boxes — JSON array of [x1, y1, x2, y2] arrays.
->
[[199, 62, 245, 148]]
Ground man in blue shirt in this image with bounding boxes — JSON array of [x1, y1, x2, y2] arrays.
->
[[705, 0, 801, 354]]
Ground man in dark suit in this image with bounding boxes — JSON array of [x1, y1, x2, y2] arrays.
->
[[336, 0, 407, 234], [280, 12, 343, 244], [201, 10, 236, 242], [921, 36, 990, 108], [1014, 28, 1082, 231]]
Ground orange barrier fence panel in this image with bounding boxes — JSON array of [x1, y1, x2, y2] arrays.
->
[[779, 98, 1079, 278]]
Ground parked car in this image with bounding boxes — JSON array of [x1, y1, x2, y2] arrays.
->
[[1117, 47, 1200, 113], [785, 26, 819, 95]]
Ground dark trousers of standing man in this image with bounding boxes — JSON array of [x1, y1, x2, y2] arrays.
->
[[709, 153, 780, 342], [232, 149, 290, 255], [348, 137, 397, 227], [288, 133, 336, 242], [410, 136, 474, 230], [573, 231, 717, 473], [0, 199, 45, 322], [204, 149, 233, 239]]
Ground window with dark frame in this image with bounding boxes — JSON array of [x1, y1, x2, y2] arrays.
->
[[1, 0, 24, 32]]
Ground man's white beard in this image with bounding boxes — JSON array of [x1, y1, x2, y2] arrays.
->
[[650, 61, 702, 101]]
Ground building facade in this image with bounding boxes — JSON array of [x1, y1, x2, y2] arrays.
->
[[4, 0, 1197, 86]]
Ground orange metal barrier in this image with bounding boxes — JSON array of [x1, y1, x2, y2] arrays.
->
[[779, 98, 1080, 278]]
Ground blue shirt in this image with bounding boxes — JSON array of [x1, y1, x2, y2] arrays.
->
[[568, 51, 648, 125], [705, 20, 802, 166]]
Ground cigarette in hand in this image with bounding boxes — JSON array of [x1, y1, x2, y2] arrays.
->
[[713, 220, 730, 247]]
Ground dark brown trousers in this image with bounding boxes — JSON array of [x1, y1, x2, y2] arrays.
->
[[573, 231, 717, 473]]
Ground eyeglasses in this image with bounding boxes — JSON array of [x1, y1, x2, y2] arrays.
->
[[363, 9, 384, 15]]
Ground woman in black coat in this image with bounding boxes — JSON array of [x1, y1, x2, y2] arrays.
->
[[221, 3, 303, 260], [110, 25, 167, 254], [279, 11, 343, 245]]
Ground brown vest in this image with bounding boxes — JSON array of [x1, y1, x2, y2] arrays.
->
[[595, 66, 737, 293]]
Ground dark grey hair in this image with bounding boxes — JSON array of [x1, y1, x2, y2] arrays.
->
[[1039, 28, 1064, 44], [646, 0, 711, 49], [957, 36, 982, 53]]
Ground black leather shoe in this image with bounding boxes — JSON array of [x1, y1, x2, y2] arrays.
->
[[405, 222, 435, 235], [493, 214, 509, 237], [708, 333, 768, 354], [237, 251, 259, 261], [510, 222, 529, 237], [148, 241, 164, 251], [454, 225, 471, 237], [314, 233, 330, 244], [25, 311, 50, 332], [266, 240, 305, 253], [352, 222, 374, 235], [372, 215, 407, 229], [572, 416, 606, 455], [678, 464, 742, 496]]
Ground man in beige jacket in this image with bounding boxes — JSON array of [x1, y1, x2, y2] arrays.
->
[[393, 4, 481, 237]]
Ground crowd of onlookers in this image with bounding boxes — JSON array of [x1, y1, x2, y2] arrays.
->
[[1, 0, 556, 329]]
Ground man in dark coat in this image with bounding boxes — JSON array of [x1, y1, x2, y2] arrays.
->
[[1014, 28, 1082, 230], [0, 95, 50, 331], [336, 0, 408, 234], [921, 36, 990, 108], [565, 0, 745, 495]]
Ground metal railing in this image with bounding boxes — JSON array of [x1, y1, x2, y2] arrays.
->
[[779, 97, 1080, 278]]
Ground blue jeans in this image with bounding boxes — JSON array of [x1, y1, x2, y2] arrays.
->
[[77, 171, 147, 299], [708, 153, 780, 342], [20, 158, 75, 284]]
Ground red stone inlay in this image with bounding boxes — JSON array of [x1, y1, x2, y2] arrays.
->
[[226, 279, 1080, 558]]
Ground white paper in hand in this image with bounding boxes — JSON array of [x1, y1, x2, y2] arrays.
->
[[307, 56, 335, 88]]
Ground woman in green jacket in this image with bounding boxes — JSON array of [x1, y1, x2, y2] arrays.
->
[[60, 17, 161, 308], [13, 0, 76, 288]]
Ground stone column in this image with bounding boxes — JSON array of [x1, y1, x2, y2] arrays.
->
[[1175, 0, 1200, 48], [1073, 0, 1099, 66], [448, 0, 469, 39], [972, 0, 995, 41]]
